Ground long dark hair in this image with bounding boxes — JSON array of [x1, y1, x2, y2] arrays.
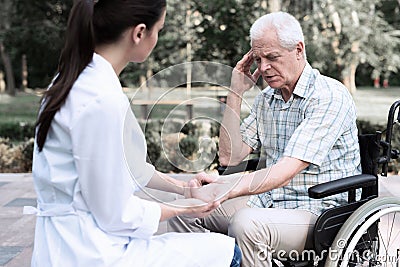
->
[[35, 0, 166, 151]]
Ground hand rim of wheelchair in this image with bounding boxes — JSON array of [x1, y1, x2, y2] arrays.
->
[[324, 196, 400, 267]]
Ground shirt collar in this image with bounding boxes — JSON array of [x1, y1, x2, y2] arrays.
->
[[88, 53, 122, 91], [292, 63, 314, 98]]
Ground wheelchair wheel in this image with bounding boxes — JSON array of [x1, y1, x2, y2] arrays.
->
[[325, 196, 400, 267]]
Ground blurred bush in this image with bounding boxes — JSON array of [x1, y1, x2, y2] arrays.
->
[[0, 121, 35, 141], [1, 118, 398, 174], [0, 137, 33, 172], [140, 118, 219, 173]]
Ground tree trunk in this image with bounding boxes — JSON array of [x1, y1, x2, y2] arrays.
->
[[22, 54, 28, 90], [0, 71, 5, 93], [144, 58, 154, 99], [139, 74, 147, 89], [0, 41, 16, 96], [342, 62, 358, 95], [268, 0, 281, 12], [186, 3, 192, 97]]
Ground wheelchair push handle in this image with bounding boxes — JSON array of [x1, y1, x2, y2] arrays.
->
[[380, 99, 400, 176]]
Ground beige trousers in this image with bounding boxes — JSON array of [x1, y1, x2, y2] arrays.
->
[[167, 196, 317, 267]]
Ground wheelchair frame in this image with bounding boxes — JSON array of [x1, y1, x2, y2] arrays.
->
[[217, 100, 400, 267]]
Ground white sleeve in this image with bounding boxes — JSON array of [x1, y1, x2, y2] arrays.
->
[[70, 92, 160, 239]]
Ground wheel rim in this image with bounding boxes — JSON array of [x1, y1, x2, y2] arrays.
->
[[339, 207, 400, 267]]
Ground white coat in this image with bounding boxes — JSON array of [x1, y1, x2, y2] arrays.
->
[[27, 53, 235, 267]]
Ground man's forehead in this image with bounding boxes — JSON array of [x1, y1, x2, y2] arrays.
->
[[251, 39, 281, 55]]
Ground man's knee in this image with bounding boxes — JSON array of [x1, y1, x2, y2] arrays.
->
[[228, 208, 265, 243], [228, 209, 274, 265]]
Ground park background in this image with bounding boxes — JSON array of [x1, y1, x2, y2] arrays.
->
[[0, 0, 400, 174], [0, 1, 400, 266]]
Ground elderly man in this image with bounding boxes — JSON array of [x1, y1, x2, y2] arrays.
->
[[169, 11, 361, 266]]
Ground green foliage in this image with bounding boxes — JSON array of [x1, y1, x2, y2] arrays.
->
[[299, 0, 400, 84], [179, 135, 198, 158], [181, 121, 197, 136], [191, 0, 257, 66], [2, 0, 400, 88], [0, 121, 35, 141], [140, 119, 221, 173], [2, 114, 399, 174], [209, 120, 221, 138], [3, 0, 71, 88], [139, 119, 161, 165]]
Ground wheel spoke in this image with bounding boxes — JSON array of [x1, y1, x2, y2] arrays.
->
[[378, 227, 389, 256], [325, 197, 400, 267]]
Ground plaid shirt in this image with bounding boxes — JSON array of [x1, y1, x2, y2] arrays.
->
[[241, 63, 361, 215]]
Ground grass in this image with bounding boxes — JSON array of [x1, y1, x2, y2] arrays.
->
[[1, 86, 399, 125], [0, 91, 41, 124], [0, 90, 225, 125]]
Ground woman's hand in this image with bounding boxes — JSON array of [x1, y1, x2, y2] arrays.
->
[[160, 198, 220, 221], [189, 182, 232, 203], [187, 172, 240, 203], [173, 198, 220, 218], [187, 172, 243, 203], [184, 172, 219, 198]]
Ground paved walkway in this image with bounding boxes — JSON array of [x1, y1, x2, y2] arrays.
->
[[0, 174, 35, 267]]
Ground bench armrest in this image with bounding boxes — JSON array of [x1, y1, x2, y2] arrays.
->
[[217, 157, 266, 175], [308, 174, 377, 199]]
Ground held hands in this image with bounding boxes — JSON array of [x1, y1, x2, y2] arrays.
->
[[177, 172, 239, 218], [186, 172, 234, 204], [231, 49, 261, 95], [163, 173, 241, 220]]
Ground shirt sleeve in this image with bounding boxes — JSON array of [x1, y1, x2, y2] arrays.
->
[[70, 92, 160, 239], [283, 87, 356, 166], [240, 94, 263, 151]]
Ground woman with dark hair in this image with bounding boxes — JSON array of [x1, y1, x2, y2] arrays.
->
[[27, 0, 240, 266]]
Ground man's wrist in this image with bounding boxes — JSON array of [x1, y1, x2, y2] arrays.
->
[[183, 185, 191, 198], [227, 90, 244, 101]]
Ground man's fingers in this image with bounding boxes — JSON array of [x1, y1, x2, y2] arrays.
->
[[243, 52, 254, 70], [235, 50, 254, 72], [252, 68, 261, 83], [196, 172, 217, 184], [188, 179, 200, 188]]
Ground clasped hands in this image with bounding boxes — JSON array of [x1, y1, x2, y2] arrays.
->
[[184, 172, 239, 207]]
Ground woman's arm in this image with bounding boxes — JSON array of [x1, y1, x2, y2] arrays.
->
[[146, 170, 217, 196], [158, 198, 220, 221], [146, 171, 186, 195], [190, 157, 309, 202]]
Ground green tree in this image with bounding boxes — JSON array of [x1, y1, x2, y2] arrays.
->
[[121, 0, 189, 88], [299, 0, 400, 93], [190, 0, 259, 66], [4, 0, 71, 88], [0, 0, 16, 96]]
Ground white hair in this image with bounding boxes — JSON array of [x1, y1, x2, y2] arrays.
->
[[250, 12, 306, 58]]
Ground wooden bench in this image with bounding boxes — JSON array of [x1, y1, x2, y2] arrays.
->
[[130, 100, 193, 120]]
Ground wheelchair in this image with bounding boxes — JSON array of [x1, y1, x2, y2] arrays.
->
[[218, 100, 400, 267]]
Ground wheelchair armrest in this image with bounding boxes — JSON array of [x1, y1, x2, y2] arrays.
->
[[217, 157, 267, 175], [308, 174, 376, 199]]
